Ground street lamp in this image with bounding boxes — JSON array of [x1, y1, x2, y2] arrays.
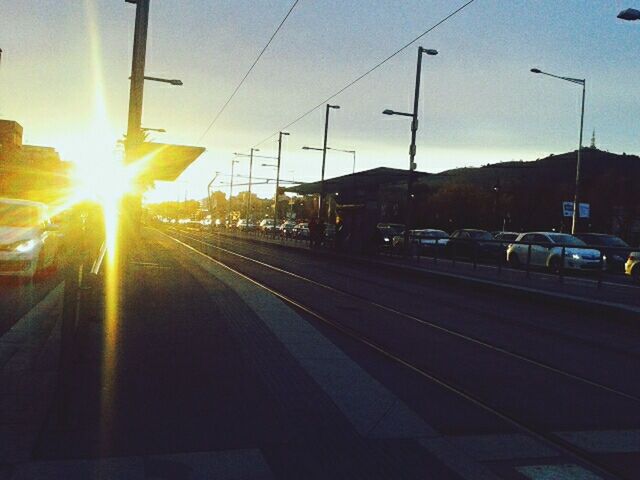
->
[[144, 76, 183, 86], [141, 127, 166, 133], [531, 67, 586, 234], [304, 146, 356, 174], [319, 104, 340, 221], [229, 158, 240, 227], [382, 46, 438, 254], [237, 148, 259, 223], [618, 8, 640, 20]]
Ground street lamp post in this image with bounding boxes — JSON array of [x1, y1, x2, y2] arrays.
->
[[125, 0, 150, 153], [383, 46, 438, 254], [229, 158, 239, 227], [320, 104, 340, 220], [531, 68, 586, 234], [274, 132, 290, 237], [247, 148, 259, 224]]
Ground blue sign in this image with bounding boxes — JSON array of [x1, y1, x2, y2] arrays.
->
[[563, 201, 590, 218]]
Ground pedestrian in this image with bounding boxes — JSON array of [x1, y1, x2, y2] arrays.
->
[[308, 217, 318, 247]]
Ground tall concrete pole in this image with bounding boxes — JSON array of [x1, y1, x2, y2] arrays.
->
[[571, 82, 586, 234], [125, 0, 150, 158], [274, 132, 289, 237], [403, 47, 424, 253], [246, 148, 258, 224]]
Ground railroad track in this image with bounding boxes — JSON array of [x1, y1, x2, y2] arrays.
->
[[160, 227, 636, 480]]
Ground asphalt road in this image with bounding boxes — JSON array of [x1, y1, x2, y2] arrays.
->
[[10, 226, 639, 478]]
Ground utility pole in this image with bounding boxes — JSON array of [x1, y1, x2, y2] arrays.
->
[[125, 0, 150, 156], [382, 47, 438, 254], [246, 148, 258, 224], [319, 104, 340, 220], [229, 158, 238, 227], [274, 132, 289, 237], [572, 81, 586, 234]]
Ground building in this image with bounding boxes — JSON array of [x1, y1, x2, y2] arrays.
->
[[0, 119, 69, 204]]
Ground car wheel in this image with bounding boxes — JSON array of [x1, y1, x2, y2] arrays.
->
[[509, 254, 521, 269], [548, 257, 562, 274]]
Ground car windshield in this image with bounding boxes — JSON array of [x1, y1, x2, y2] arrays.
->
[[584, 235, 629, 247], [468, 231, 493, 240], [548, 234, 586, 246], [500, 234, 518, 241], [0, 203, 41, 227]]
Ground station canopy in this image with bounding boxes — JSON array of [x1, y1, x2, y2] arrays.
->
[[285, 167, 429, 195], [128, 142, 205, 182]]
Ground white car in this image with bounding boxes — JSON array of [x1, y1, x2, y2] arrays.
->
[[0, 198, 59, 278], [392, 229, 449, 251], [507, 232, 604, 273]]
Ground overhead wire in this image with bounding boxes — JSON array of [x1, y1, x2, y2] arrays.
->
[[251, 0, 477, 148], [197, 0, 302, 143]]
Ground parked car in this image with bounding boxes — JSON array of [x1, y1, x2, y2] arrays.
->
[[446, 229, 503, 259], [493, 231, 519, 242], [376, 223, 405, 249], [493, 231, 520, 255], [259, 218, 275, 233], [625, 252, 639, 283], [574, 233, 632, 272], [293, 222, 309, 239], [0, 198, 60, 279], [236, 219, 256, 231], [392, 229, 449, 253], [507, 232, 603, 273], [279, 221, 296, 237]]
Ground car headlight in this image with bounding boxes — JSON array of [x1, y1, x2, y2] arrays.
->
[[13, 239, 38, 253], [383, 237, 390, 242], [571, 253, 581, 260]]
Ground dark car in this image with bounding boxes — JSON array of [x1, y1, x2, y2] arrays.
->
[[446, 229, 503, 260], [376, 223, 405, 250], [574, 233, 631, 272]]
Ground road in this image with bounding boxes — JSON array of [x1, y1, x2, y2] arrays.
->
[[2, 226, 639, 478]]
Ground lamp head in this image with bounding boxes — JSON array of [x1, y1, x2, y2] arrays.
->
[[421, 48, 438, 56], [328, 104, 340, 110], [530, 68, 542, 74], [382, 109, 395, 116], [618, 8, 640, 20]]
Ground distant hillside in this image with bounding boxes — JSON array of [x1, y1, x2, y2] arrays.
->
[[395, 148, 640, 239], [418, 148, 640, 190]]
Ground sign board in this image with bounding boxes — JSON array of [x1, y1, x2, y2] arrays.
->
[[562, 201, 590, 218]]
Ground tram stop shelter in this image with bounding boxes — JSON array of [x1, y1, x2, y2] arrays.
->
[[285, 167, 430, 253]]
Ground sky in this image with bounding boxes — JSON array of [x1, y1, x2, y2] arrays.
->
[[2, 0, 639, 202]]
